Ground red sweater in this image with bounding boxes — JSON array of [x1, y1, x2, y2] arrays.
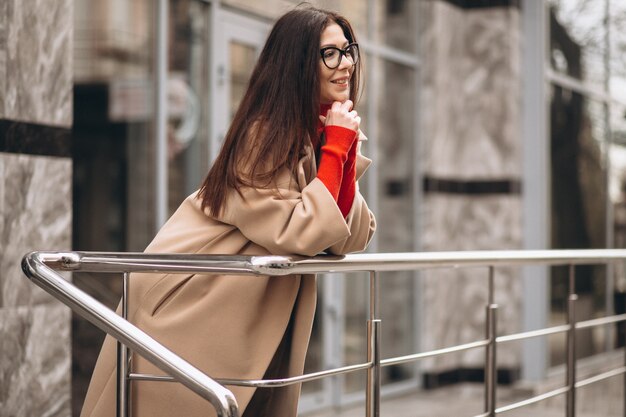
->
[[316, 104, 357, 218]]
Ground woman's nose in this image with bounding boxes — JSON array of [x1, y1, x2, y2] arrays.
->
[[337, 53, 353, 70]]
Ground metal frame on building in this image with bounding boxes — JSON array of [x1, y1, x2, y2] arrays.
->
[[521, 0, 550, 382]]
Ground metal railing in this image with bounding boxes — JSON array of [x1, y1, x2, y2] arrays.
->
[[21, 249, 626, 417]]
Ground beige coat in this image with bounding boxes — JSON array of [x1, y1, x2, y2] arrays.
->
[[80, 141, 376, 417]]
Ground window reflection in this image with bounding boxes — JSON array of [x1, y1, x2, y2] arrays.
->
[[302, 285, 325, 395], [377, 60, 416, 387], [610, 103, 626, 346], [343, 274, 369, 394], [549, 0, 608, 90], [72, 0, 158, 414], [167, 1, 211, 215], [609, 0, 626, 104], [549, 84, 608, 364], [373, 0, 418, 53], [229, 42, 257, 120], [221, 0, 369, 36]]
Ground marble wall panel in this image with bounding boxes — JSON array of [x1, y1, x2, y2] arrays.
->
[[419, 1, 521, 179], [0, 152, 72, 308], [0, 303, 71, 417], [0, 0, 6, 117], [1, 0, 73, 414], [3, 0, 72, 127], [421, 194, 522, 252], [416, 0, 524, 373], [420, 194, 522, 371]]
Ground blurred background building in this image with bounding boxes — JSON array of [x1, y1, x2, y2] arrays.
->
[[2, 0, 626, 416]]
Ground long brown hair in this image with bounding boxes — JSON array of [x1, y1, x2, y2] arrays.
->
[[198, 6, 361, 216]]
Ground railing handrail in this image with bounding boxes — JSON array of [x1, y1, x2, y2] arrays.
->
[[21, 249, 626, 417], [21, 252, 240, 417], [35, 248, 626, 275]]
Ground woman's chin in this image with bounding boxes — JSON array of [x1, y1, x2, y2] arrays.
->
[[320, 91, 351, 104], [331, 92, 350, 103]]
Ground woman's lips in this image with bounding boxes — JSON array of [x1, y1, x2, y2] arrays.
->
[[331, 78, 349, 88]]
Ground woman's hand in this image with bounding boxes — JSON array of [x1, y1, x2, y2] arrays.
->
[[316, 100, 361, 202], [319, 100, 361, 133]]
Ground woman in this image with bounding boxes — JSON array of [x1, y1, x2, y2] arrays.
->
[[81, 6, 375, 417]]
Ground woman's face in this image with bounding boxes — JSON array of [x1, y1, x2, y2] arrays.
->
[[319, 22, 355, 105]]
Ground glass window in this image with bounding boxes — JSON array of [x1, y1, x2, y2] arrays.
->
[[343, 273, 369, 394], [610, 103, 626, 348], [72, 0, 157, 414], [373, 0, 419, 53], [609, 0, 626, 104], [377, 59, 417, 386], [611, 104, 626, 249], [549, 85, 609, 364], [229, 42, 257, 120], [75, 0, 153, 82], [549, 86, 608, 254], [74, 0, 157, 252], [221, 0, 290, 20], [167, 1, 211, 214], [302, 286, 325, 395], [354, 50, 370, 183], [549, 0, 608, 91], [222, 0, 369, 40]]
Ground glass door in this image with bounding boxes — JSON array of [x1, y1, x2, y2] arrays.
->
[[210, 10, 269, 161], [167, 0, 212, 215]]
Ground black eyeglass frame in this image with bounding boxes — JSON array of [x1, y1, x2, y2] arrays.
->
[[319, 43, 360, 70]]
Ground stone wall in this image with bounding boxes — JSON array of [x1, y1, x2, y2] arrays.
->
[[0, 0, 73, 415], [418, 0, 523, 373]]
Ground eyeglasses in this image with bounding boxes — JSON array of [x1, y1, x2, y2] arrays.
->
[[320, 43, 359, 70]]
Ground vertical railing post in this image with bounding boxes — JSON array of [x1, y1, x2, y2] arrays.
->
[[484, 266, 498, 416], [566, 265, 577, 417], [366, 271, 381, 417], [117, 272, 130, 417]]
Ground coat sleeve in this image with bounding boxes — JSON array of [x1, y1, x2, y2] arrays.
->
[[326, 153, 376, 255], [220, 174, 353, 256], [218, 138, 376, 257]]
